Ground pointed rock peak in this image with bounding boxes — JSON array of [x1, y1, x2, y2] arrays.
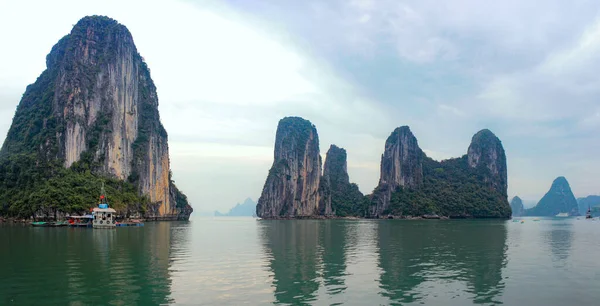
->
[[552, 176, 568, 184], [257, 116, 321, 218], [471, 129, 499, 142], [551, 176, 571, 189], [328, 144, 345, 154], [70, 15, 134, 43], [278, 116, 315, 130], [323, 144, 349, 184], [242, 198, 255, 205], [510, 196, 522, 204], [388, 126, 418, 144], [74, 15, 120, 29]]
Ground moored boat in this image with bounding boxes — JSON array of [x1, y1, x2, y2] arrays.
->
[[555, 212, 569, 217], [31, 221, 49, 227], [92, 183, 116, 229]]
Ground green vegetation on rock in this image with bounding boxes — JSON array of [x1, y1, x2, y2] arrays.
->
[[381, 156, 511, 218]]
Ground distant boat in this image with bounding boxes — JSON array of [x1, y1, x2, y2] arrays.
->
[[555, 212, 569, 217], [533, 218, 540, 222], [586, 207, 593, 219]]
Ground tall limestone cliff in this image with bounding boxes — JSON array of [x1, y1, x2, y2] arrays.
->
[[467, 129, 508, 197], [319, 145, 366, 217], [0, 16, 191, 219], [526, 177, 578, 216], [510, 196, 525, 217], [256, 117, 322, 218], [369, 127, 510, 218], [370, 126, 423, 216]]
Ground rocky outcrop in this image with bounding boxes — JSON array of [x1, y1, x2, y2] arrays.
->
[[510, 196, 525, 217], [370, 126, 424, 217], [526, 177, 578, 216], [0, 16, 191, 219], [369, 127, 511, 218], [467, 129, 508, 197], [256, 117, 322, 218], [319, 145, 365, 217]]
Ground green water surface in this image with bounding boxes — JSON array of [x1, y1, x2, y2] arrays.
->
[[1, 218, 599, 305]]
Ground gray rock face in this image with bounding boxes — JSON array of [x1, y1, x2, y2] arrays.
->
[[0, 16, 190, 219], [527, 177, 579, 216], [510, 196, 525, 217], [371, 126, 423, 216], [320, 145, 348, 215], [256, 117, 322, 218], [319, 145, 365, 216], [467, 129, 508, 196], [369, 126, 511, 218]]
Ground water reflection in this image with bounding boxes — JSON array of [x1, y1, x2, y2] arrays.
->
[[260, 220, 322, 304], [544, 222, 573, 263], [319, 221, 351, 296], [0, 222, 189, 305], [376, 220, 508, 305]]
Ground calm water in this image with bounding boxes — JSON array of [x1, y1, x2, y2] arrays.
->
[[1, 218, 600, 305]]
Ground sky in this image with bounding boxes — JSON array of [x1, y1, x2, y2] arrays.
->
[[1, 0, 600, 212]]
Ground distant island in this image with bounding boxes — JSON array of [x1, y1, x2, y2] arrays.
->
[[510, 196, 525, 217], [255, 117, 511, 219], [215, 198, 257, 216], [525, 177, 579, 216], [577, 195, 600, 215], [0, 16, 191, 221]]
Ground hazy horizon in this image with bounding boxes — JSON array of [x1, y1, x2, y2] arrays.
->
[[1, 0, 600, 212]]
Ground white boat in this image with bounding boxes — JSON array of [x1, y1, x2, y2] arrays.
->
[[555, 212, 569, 217], [92, 183, 116, 229]]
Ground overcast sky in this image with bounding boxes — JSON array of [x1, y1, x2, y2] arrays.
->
[[1, 0, 600, 212]]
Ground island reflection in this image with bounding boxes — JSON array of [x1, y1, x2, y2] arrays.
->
[[260, 219, 508, 305]]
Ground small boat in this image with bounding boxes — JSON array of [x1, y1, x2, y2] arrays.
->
[[512, 219, 520, 222], [521, 220, 525, 224], [31, 221, 49, 227], [533, 218, 540, 222], [555, 212, 569, 217]]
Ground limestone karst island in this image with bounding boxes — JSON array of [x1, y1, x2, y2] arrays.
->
[[2, 5, 600, 305], [0, 16, 191, 221], [256, 116, 511, 219]]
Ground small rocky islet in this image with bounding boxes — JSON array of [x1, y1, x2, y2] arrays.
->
[[256, 116, 512, 219]]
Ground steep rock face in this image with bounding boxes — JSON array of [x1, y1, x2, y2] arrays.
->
[[319, 145, 365, 216], [467, 129, 508, 197], [370, 126, 423, 216], [256, 117, 321, 218], [369, 127, 511, 218], [527, 177, 579, 216], [510, 196, 524, 217], [0, 16, 190, 218]]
